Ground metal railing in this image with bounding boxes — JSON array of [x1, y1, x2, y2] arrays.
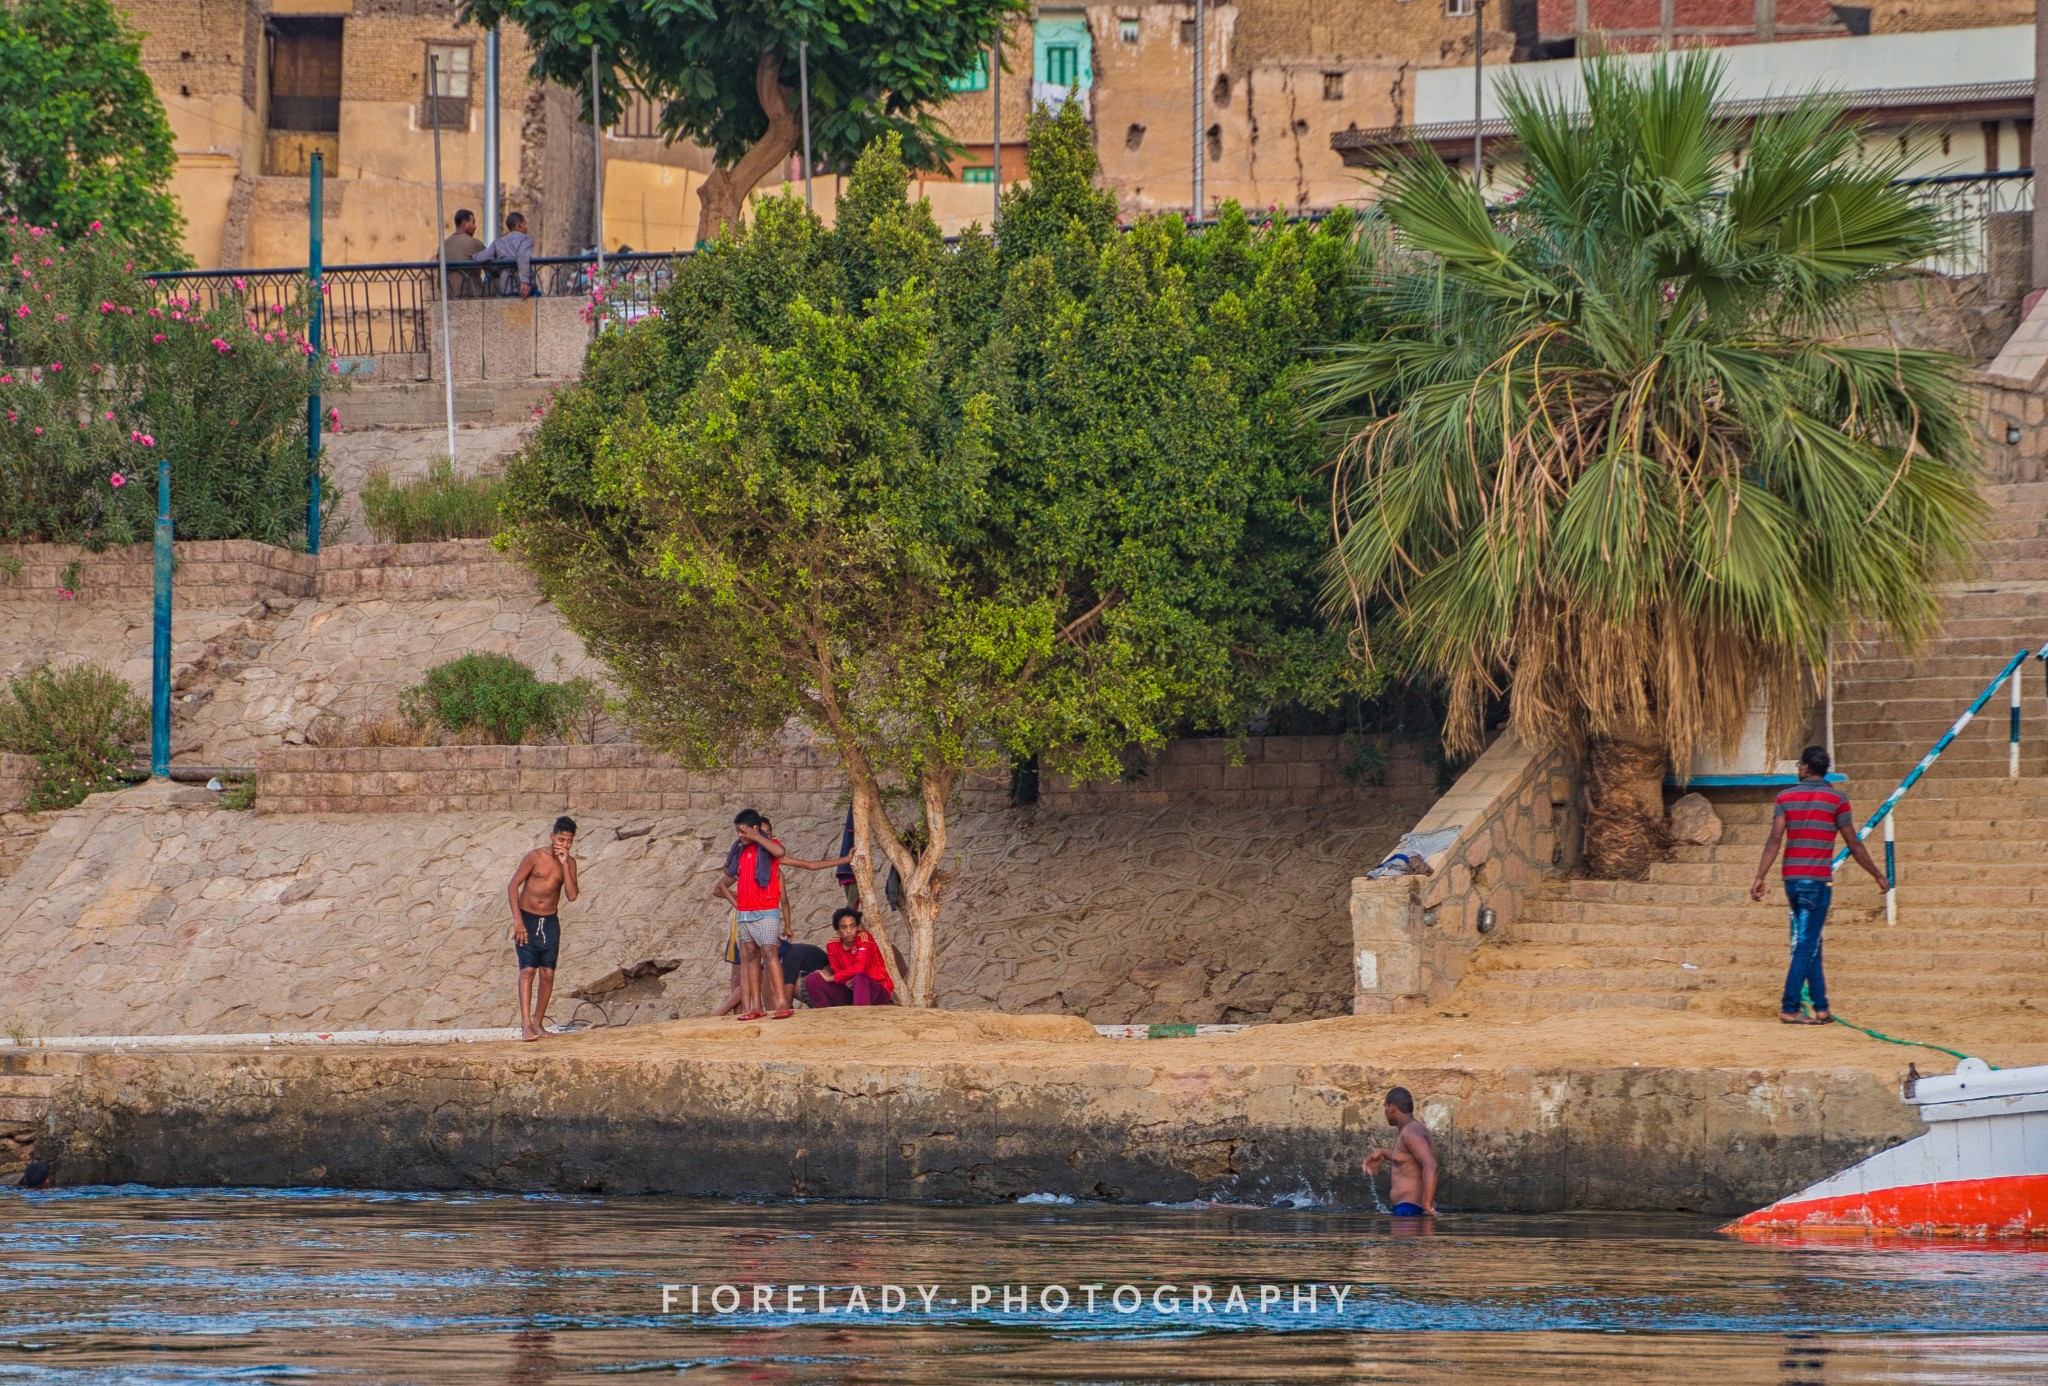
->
[[1891, 169, 2033, 279], [143, 251, 680, 359], [139, 169, 2032, 358], [1832, 642, 2048, 924]]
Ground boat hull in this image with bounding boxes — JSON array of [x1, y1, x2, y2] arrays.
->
[[1727, 1061, 2048, 1239], [1731, 1172, 2048, 1237]]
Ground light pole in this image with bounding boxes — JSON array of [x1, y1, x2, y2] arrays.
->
[[431, 56, 456, 464], [1473, 0, 1486, 188], [799, 40, 814, 213], [991, 33, 1002, 225], [484, 27, 502, 240], [1192, 0, 1205, 220], [305, 152, 324, 554], [592, 42, 606, 271]]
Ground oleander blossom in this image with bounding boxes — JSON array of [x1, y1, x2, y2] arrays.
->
[[110, 473, 125, 487]]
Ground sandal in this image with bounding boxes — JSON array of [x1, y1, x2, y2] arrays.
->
[[769, 1009, 794, 1021], [1780, 1012, 1824, 1025], [735, 1010, 766, 1022]]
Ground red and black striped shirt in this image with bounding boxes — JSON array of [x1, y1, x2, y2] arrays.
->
[[1774, 781, 1852, 879]]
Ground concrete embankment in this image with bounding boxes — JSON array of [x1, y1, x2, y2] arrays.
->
[[29, 1009, 1945, 1215]]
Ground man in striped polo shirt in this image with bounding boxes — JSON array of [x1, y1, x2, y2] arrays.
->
[[1749, 747, 1889, 1024]]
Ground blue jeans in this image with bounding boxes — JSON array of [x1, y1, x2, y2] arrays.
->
[[1780, 879, 1831, 1015]]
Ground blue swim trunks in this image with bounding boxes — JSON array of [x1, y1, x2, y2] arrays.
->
[[516, 911, 560, 970], [1392, 1202, 1429, 1217]]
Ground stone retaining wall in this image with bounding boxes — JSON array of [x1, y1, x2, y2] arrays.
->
[[0, 753, 32, 814], [1349, 732, 1579, 1014], [0, 539, 532, 606], [256, 738, 1421, 816], [1042, 734, 1427, 809], [0, 541, 317, 608], [35, 1022, 1921, 1213]]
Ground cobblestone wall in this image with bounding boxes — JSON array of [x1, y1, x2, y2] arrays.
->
[[0, 750, 1434, 1034]]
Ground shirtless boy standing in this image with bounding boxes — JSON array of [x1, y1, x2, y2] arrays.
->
[[1363, 1086, 1439, 1216], [507, 816, 579, 1040]]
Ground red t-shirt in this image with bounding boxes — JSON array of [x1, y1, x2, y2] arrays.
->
[[731, 839, 782, 911], [827, 933, 894, 993], [1775, 782, 1852, 880]]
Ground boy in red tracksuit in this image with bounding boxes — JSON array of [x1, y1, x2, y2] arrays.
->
[[805, 907, 895, 1007]]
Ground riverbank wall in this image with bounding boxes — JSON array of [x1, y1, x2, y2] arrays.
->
[[29, 1010, 1933, 1215]]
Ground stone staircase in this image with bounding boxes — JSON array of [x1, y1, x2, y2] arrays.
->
[[0, 1050, 82, 1181], [1449, 481, 2048, 1040]]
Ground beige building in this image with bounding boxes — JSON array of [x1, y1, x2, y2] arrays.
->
[[134, 0, 599, 269], [129, 0, 2021, 267]]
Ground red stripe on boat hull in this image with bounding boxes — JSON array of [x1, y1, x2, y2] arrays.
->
[[1729, 1174, 2048, 1237]]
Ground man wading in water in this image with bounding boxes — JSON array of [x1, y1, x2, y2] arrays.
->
[[1363, 1087, 1438, 1216], [507, 817, 579, 1040]]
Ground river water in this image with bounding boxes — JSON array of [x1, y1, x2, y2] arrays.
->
[[2, 1188, 2046, 1383]]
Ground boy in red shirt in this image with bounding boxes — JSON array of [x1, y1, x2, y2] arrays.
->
[[804, 908, 895, 1008]]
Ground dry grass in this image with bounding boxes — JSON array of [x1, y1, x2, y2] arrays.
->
[[305, 711, 439, 749]]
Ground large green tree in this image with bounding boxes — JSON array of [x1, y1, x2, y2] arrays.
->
[[0, 0, 187, 269], [464, 0, 1025, 242], [1306, 54, 1982, 877], [500, 108, 1362, 1004]]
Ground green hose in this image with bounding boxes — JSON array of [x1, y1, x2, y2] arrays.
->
[[1828, 1014, 1990, 1067]]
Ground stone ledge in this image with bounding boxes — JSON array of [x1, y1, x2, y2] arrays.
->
[[1350, 731, 1582, 1015], [0, 538, 533, 606]]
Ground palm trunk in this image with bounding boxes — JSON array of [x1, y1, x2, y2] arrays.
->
[[1583, 727, 1669, 879], [694, 52, 800, 244]]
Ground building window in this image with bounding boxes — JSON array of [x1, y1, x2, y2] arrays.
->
[[1323, 71, 1345, 100], [1044, 44, 1079, 88], [948, 53, 989, 93], [423, 42, 471, 129], [1445, 0, 1475, 15], [1119, 17, 1140, 42], [613, 93, 663, 139], [268, 17, 343, 133], [962, 166, 996, 184]]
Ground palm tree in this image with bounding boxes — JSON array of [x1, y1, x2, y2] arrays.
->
[[1309, 52, 1982, 877]]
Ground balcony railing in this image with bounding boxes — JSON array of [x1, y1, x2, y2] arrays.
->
[[141, 170, 2032, 359], [143, 252, 680, 359]]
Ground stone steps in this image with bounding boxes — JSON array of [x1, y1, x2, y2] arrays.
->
[[1504, 921, 2046, 950]]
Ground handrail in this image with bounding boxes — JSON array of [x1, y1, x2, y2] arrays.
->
[[1831, 647, 2042, 920]]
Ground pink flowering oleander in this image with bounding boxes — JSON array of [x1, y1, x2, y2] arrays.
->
[[110, 474, 125, 487], [99, 301, 114, 314], [48, 362, 60, 371], [152, 334, 166, 344], [233, 277, 247, 290], [212, 339, 231, 353], [89, 221, 101, 232], [13, 306, 27, 318], [270, 303, 284, 314]]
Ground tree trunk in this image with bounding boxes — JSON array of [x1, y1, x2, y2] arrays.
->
[[1583, 728, 1670, 880], [844, 765, 908, 999], [840, 761, 951, 1007], [694, 52, 800, 244]]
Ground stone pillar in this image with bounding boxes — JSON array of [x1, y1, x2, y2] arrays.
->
[[1989, 211, 2033, 303]]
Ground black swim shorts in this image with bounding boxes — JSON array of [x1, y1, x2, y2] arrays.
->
[[516, 911, 561, 970]]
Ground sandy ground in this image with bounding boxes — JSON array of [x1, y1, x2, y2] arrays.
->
[[385, 1004, 2048, 1080]]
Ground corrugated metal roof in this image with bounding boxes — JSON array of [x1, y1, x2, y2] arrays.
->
[[1332, 79, 2033, 156]]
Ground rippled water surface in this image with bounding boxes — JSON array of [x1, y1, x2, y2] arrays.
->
[[2, 1188, 2047, 1383]]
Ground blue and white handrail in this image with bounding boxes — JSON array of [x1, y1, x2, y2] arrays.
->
[[1831, 647, 2045, 922]]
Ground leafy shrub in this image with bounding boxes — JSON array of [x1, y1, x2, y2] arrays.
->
[[0, 662, 146, 810], [0, 218, 344, 547], [219, 775, 257, 810], [398, 654, 604, 745], [361, 459, 504, 542]]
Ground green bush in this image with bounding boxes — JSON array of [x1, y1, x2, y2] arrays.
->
[[361, 459, 504, 543], [398, 653, 603, 745], [0, 218, 344, 547], [0, 662, 147, 810]]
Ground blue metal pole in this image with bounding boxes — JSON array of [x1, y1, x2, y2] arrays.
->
[[1832, 649, 2030, 869], [306, 152, 325, 553], [150, 442, 172, 778]]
